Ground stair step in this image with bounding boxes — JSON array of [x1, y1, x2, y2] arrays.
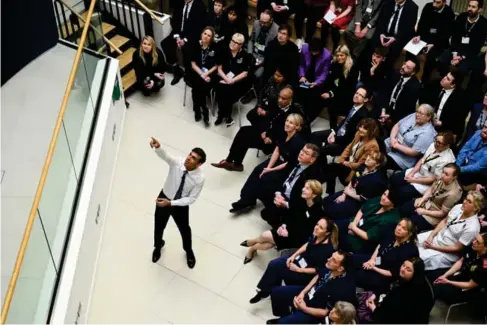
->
[[122, 69, 137, 91], [109, 35, 130, 52], [118, 47, 136, 70]]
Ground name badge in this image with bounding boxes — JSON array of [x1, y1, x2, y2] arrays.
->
[[336, 7, 342, 12], [366, 7, 372, 13], [358, 219, 364, 227], [306, 211, 310, 218], [298, 257, 308, 268], [201, 67, 208, 73], [255, 43, 266, 52], [226, 71, 235, 78], [378, 294, 386, 303], [429, 28, 437, 34], [208, 50, 215, 57], [334, 78, 340, 87], [283, 0, 288, 5], [308, 286, 316, 300], [461, 37, 470, 44], [236, 58, 243, 64], [375, 256, 381, 265]]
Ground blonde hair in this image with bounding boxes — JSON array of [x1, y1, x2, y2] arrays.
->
[[139, 35, 158, 66], [467, 190, 485, 213], [286, 113, 304, 132], [334, 301, 357, 324], [305, 179, 323, 197], [334, 45, 353, 78], [231, 33, 245, 45]]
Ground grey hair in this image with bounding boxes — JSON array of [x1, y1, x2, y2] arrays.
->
[[334, 301, 357, 324], [417, 103, 435, 120]]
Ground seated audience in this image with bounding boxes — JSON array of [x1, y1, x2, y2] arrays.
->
[[257, 0, 299, 26], [413, 0, 455, 83], [320, 45, 359, 129], [294, 0, 332, 46], [320, 0, 355, 52], [220, 6, 249, 52], [325, 301, 357, 324], [262, 24, 300, 86], [207, 0, 225, 44], [463, 91, 487, 144], [311, 87, 370, 161], [375, 57, 421, 126], [365, 257, 434, 324], [215, 33, 252, 126], [190, 27, 218, 126], [356, 46, 388, 95], [401, 163, 463, 232], [456, 123, 487, 186], [323, 118, 381, 194], [420, 70, 467, 139], [384, 105, 437, 171], [132, 36, 166, 96], [248, 217, 339, 303], [467, 50, 487, 103], [389, 131, 456, 203], [418, 191, 484, 271], [296, 38, 332, 121], [240, 180, 326, 263], [267, 251, 356, 324], [229, 143, 321, 214], [211, 87, 307, 171], [354, 218, 419, 293], [433, 233, 487, 306], [336, 190, 401, 254], [323, 151, 388, 221]]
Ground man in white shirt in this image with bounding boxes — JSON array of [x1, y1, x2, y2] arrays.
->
[[149, 137, 206, 268]]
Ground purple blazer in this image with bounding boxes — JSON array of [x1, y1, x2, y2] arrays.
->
[[298, 44, 332, 86]]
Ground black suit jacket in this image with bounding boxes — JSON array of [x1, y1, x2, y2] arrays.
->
[[375, 0, 418, 46], [420, 83, 468, 137], [377, 73, 421, 124], [450, 13, 487, 59], [335, 105, 369, 146], [170, 0, 207, 44], [280, 162, 322, 204], [416, 3, 455, 49]]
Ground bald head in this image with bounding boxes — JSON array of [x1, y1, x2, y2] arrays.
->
[[278, 88, 293, 108]]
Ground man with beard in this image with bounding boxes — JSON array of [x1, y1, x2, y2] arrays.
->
[[437, 0, 487, 77]]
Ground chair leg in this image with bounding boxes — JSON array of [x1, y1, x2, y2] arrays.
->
[[445, 305, 452, 324], [256, 150, 260, 157], [183, 83, 187, 107], [210, 89, 216, 116], [238, 101, 242, 127]]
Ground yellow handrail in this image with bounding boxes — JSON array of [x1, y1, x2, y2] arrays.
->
[[0, 0, 98, 322], [133, 0, 165, 25]]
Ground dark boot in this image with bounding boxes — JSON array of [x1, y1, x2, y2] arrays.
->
[[202, 106, 210, 126], [171, 66, 183, 85]]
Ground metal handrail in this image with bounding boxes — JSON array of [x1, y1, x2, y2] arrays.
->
[[0, 0, 98, 322]]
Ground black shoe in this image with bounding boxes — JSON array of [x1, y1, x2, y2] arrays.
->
[[152, 240, 165, 263], [186, 252, 196, 269], [229, 202, 255, 214], [226, 117, 235, 127], [266, 318, 280, 324], [240, 240, 249, 247], [249, 291, 268, 304], [203, 117, 210, 127], [194, 112, 202, 122], [215, 116, 224, 125], [240, 91, 255, 104], [171, 67, 183, 85]]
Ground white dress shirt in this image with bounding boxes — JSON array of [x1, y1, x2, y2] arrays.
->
[[389, 76, 411, 108], [387, 3, 405, 35], [283, 164, 309, 199], [436, 88, 453, 120], [154, 147, 205, 206]]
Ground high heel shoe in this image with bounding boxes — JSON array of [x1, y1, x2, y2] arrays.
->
[[244, 250, 256, 264], [240, 240, 249, 247]]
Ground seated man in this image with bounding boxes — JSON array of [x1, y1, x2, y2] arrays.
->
[[229, 143, 320, 214], [160, 0, 207, 85], [310, 87, 370, 163], [456, 122, 487, 186], [357, 46, 389, 96], [266, 250, 356, 324], [211, 86, 308, 171], [207, 0, 226, 44]]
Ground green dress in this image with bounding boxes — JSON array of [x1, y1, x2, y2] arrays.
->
[[348, 197, 400, 253]]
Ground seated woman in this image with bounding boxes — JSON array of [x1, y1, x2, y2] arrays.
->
[[219, 6, 249, 53], [132, 36, 166, 96], [418, 191, 484, 271], [326, 301, 357, 325], [240, 179, 324, 263], [390, 132, 456, 205], [384, 104, 437, 171], [247, 217, 339, 303], [320, 1, 355, 52], [365, 257, 434, 324], [323, 151, 388, 221], [296, 38, 332, 121], [319, 45, 358, 128], [335, 190, 400, 254], [323, 118, 381, 194], [353, 218, 419, 293], [190, 26, 218, 126], [433, 233, 487, 309], [400, 163, 463, 233], [215, 32, 252, 127]]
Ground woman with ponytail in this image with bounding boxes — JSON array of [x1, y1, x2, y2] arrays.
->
[[247, 217, 340, 304]]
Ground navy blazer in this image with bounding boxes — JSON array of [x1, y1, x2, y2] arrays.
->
[[464, 103, 486, 144]]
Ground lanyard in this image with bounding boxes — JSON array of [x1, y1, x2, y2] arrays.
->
[[402, 125, 415, 137], [350, 141, 363, 159], [423, 152, 440, 164], [447, 215, 466, 228], [476, 112, 487, 130], [465, 18, 478, 35], [201, 48, 209, 67], [380, 239, 409, 256]]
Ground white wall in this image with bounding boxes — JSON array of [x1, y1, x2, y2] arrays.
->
[[49, 58, 126, 324]]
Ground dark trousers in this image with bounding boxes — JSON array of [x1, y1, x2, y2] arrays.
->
[[271, 285, 322, 323], [226, 125, 274, 165], [352, 254, 391, 294], [294, 4, 326, 41], [296, 86, 325, 122], [216, 80, 249, 119], [323, 162, 351, 194], [344, 29, 372, 60], [420, 46, 445, 83], [323, 191, 363, 220], [438, 49, 477, 77], [458, 172, 487, 187], [466, 54, 487, 103], [154, 190, 193, 253], [389, 171, 422, 204], [257, 256, 315, 295], [321, 22, 341, 52], [384, 155, 402, 171], [191, 73, 213, 116], [399, 199, 435, 233], [141, 79, 165, 96], [161, 34, 191, 70], [310, 130, 347, 170]]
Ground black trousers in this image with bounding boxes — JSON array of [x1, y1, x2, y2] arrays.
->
[[321, 22, 341, 52], [140, 79, 165, 96], [294, 3, 326, 41], [161, 34, 191, 69], [384, 155, 402, 171], [296, 85, 324, 122], [323, 162, 351, 194], [154, 190, 193, 253], [216, 80, 249, 119], [458, 172, 487, 187], [389, 171, 422, 205], [420, 46, 445, 83], [191, 73, 213, 116], [310, 129, 347, 160], [226, 125, 274, 165]]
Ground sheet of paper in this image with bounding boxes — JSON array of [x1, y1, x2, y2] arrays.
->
[[404, 39, 427, 55], [323, 10, 337, 24]]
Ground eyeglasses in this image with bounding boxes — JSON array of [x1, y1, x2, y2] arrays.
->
[[434, 139, 445, 145], [416, 110, 428, 116], [355, 92, 366, 98], [300, 149, 314, 156], [230, 39, 243, 45]]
